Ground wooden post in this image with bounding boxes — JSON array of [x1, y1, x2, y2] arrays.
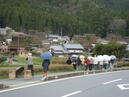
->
[[24, 70, 32, 80], [9, 70, 16, 80]]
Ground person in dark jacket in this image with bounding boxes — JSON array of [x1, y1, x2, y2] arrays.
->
[[66, 57, 72, 65], [71, 57, 77, 70], [76, 56, 82, 70]]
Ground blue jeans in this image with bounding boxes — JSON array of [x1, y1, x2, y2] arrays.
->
[[104, 63, 109, 71], [93, 64, 98, 71]]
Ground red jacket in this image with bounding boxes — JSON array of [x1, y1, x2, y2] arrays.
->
[[84, 58, 92, 65]]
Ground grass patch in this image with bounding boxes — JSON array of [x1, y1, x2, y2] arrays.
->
[[33, 57, 42, 65], [51, 57, 67, 61], [0, 56, 68, 66], [15, 56, 27, 64], [0, 75, 8, 79]]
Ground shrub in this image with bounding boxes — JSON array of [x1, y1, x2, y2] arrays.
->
[[34, 65, 73, 72], [0, 56, 7, 63], [0, 69, 9, 78], [49, 65, 73, 71], [123, 51, 129, 58], [51, 60, 67, 64], [116, 61, 129, 67], [30, 51, 40, 56], [51, 57, 67, 64], [94, 42, 127, 58]]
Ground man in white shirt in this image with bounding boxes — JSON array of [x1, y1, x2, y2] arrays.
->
[[26, 53, 34, 76], [93, 55, 99, 72]]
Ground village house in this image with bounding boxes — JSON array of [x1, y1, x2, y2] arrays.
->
[[47, 34, 70, 44], [9, 32, 31, 52], [63, 43, 84, 55], [47, 34, 60, 43], [50, 45, 67, 57], [0, 28, 7, 35], [126, 44, 129, 51], [50, 43, 84, 57], [116, 41, 128, 45]]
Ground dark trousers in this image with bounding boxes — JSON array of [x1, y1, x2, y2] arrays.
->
[[85, 64, 92, 71], [73, 64, 77, 70], [28, 65, 34, 76]]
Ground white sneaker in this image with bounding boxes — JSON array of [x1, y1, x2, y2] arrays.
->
[[41, 77, 46, 81]]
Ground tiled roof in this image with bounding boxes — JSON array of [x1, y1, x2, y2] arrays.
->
[[48, 34, 60, 38], [63, 44, 84, 49], [50, 45, 64, 51], [0, 28, 6, 35]]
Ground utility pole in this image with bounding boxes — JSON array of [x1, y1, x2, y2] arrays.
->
[[61, 27, 63, 36]]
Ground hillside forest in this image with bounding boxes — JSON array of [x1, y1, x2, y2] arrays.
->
[[0, 0, 129, 37]]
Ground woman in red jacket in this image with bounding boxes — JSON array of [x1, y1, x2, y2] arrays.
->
[[84, 57, 93, 74]]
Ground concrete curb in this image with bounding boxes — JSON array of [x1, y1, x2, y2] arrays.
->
[[0, 83, 9, 89], [44, 67, 129, 81]]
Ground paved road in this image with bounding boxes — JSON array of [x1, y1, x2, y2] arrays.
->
[[0, 70, 129, 97]]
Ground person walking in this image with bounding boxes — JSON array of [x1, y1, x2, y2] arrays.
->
[[93, 55, 99, 72], [41, 52, 52, 80], [42, 59, 50, 80], [103, 59, 109, 72], [66, 57, 72, 65], [79, 55, 85, 70], [26, 53, 34, 76], [99, 60, 104, 71], [84, 57, 92, 74], [71, 56, 77, 70], [76, 56, 82, 70], [109, 57, 116, 71]]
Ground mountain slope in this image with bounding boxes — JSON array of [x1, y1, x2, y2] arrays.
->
[[0, 0, 129, 37]]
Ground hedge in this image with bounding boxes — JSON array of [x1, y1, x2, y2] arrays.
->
[[94, 43, 127, 58], [116, 61, 129, 67], [0, 56, 7, 63], [51, 60, 67, 64], [0, 69, 9, 78]]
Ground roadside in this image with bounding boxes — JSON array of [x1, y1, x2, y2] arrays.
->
[[0, 67, 129, 90], [0, 71, 81, 88]]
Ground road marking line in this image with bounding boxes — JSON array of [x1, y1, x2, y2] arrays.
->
[[117, 84, 129, 90], [103, 79, 122, 85], [61, 91, 82, 97], [0, 70, 128, 93]]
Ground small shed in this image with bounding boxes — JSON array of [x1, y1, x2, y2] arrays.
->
[[126, 44, 129, 51], [116, 41, 128, 45], [50, 45, 67, 57], [0, 28, 7, 35]]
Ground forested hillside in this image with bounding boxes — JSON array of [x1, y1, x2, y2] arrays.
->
[[0, 0, 129, 37]]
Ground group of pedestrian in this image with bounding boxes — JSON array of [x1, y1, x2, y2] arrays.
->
[[66, 54, 116, 72], [26, 52, 116, 81]]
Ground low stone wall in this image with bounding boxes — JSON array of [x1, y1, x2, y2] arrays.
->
[[0, 65, 73, 78]]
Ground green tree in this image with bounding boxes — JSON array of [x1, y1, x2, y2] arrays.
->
[[94, 42, 127, 58]]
